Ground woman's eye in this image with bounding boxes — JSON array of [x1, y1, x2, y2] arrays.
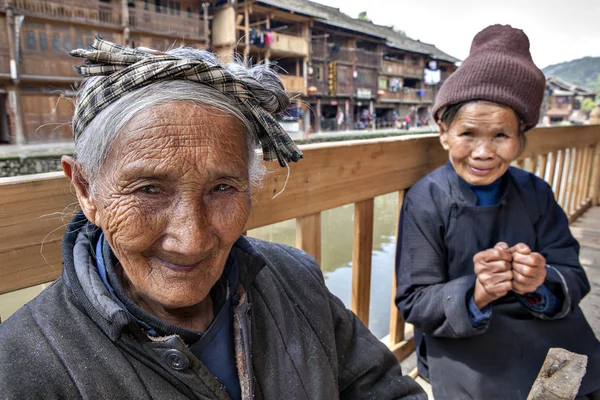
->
[[461, 132, 473, 137], [213, 183, 232, 192], [496, 133, 507, 138], [138, 185, 160, 194]]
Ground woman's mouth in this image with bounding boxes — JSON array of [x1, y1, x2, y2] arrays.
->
[[159, 259, 202, 273], [470, 166, 494, 176]]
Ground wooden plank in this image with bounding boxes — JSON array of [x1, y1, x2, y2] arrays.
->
[[563, 148, 576, 212], [569, 199, 592, 224], [389, 190, 406, 344], [515, 159, 525, 170], [527, 348, 588, 400], [295, 212, 321, 265], [547, 152, 557, 190], [388, 337, 415, 362], [570, 147, 584, 215], [580, 146, 592, 204], [246, 135, 447, 230], [525, 156, 536, 173], [590, 143, 600, 206], [351, 198, 374, 326], [538, 154, 547, 182], [555, 150, 566, 202]]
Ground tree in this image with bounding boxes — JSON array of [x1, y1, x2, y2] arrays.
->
[[581, 97, 596, 113], [357, 11, 371, 23]]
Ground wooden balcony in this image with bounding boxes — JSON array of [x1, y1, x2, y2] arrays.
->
[[279, 74, 306, 95], [128, 1, 206, 39], [380, 60, 425, 81], [378, 88, 433, 104], [270, 33, 308, 56], [2, 125, 600, 367], [14, 0, 121, 25]]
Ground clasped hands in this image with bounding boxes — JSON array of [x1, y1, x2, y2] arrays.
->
[[473, 242, 546, 310]]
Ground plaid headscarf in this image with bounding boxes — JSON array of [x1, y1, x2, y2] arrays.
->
[[69, 38, 303, 167]]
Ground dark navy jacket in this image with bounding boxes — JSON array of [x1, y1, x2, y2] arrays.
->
[[0, 213, 425, 399], [396, 163, 600, 399]]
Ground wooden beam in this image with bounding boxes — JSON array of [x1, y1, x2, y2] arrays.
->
[[538, 154, 547, 182], [243, 2, 250, 67], [547, 152, 557, 192], [389, 190, 406, 344], [556, 149, 568, 205], [295, 212, 321, 265], [590, 143, 600, 206], [526, 156, 537, 173], [570, 147, 584, 215], [351, 197, 374, 326]]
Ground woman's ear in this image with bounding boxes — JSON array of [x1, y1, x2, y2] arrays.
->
[[438, 121, 450, 151], [62, 156, 99, 225]]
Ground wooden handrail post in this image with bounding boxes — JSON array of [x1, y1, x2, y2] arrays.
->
[[556, 149, 567, 205], [389, 190, 406, 344], [589, 143, 600, 206], [570, 147, 584, 214], [538, 154, 547, 182], [296, 212, 322, 265], [526, 156, 537, 174], [547, 152, 557, 192], [352, 198, 374, 326]]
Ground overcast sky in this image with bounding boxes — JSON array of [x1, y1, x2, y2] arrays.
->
[[313, 0, 600, 69]]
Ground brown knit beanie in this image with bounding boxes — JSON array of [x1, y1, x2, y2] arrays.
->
[[432, 24, 546, 132]]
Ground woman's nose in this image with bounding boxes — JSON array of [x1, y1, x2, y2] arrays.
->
[[472, 139, 495, 159], [162, 199, 212, 257]]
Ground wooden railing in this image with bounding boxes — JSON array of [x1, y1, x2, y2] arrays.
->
[[380, 59, 423, 79], [14, 0, 121, 25], [279, 74, 306, 95], [128, 1, 206, 39], [2, 125, 600, 362], [378, 88, 433, 103], [270, 32, 308, 56]]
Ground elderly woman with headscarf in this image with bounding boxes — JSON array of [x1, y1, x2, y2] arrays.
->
[[0, 39, 424, 400], [395, 25, 600, 399]]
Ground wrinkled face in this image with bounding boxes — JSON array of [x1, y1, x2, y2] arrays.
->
[[84, 102, 251, 309], [439, 102, 522, 186]]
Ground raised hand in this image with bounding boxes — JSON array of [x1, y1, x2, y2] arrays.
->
[[509, 243, 546, 295], [473, 242, 514, 309]]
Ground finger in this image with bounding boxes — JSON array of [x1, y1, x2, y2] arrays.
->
[[510, 243, 531, 255], [512, 262, 538, 278], [512, 269, 536, 285], [486, 260, 513, 273], [512, 281, 536, 295], [513, 252, 545, 267], [483, 248, 513, 263], [492, 270, 514, 285], [495, 242, 510, 251], [488, 280, 513, 297]]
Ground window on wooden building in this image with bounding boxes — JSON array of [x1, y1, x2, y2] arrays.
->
[[378, 76, 387, 90], [52, 33, 61, 52], [63, 34, 72, 52], [25, 31, 36, 51], [38, 32, 48, 51], [315, 65, 322, 81]]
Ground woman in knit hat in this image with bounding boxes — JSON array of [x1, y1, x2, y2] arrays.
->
[[395, 24, 600, 399]]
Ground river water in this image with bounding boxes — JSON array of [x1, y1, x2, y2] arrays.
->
[[0, 193, 399, 338]]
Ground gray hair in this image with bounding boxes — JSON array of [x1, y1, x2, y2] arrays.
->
[[72, 47, 293, 190]]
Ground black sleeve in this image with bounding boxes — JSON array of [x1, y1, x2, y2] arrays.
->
[[528, 179, 590, 320], [395, 190, 487, 338], [298, 250, 426, 400]]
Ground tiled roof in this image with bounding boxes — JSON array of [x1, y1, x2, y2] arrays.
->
[[255, 0, 460, 63]]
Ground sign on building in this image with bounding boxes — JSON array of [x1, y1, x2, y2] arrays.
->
[[356, 88, 372, 99], [328, 61, 337, 97]]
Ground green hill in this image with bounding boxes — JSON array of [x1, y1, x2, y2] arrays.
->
[[542, 57, 600, 91]]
